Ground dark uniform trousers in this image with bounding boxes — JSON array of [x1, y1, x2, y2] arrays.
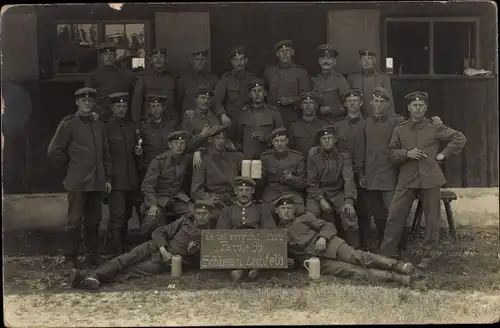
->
[[141, 200, 194, 240], [364, 189, 394, 246], [108, 190, 135, 238], [354, 187, 372, 250], [66, 191, 104, 259]]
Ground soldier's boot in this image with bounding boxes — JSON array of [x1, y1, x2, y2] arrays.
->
[[69, 269, 87, 288], [416, 256, 435, 271], [368, 268, 412, 287], [60, 229, 81, 269], [59, 255, 78, 270], [344, 228, 361, 249], [111, 229, 124, 257], [247, 269, 259, 280], [84, 226, 101, 269], [365, 252, 415, 275], [230, 270, 245, 282]]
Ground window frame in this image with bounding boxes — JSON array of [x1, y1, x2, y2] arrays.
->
[[52, 19, 151, 76], [383, 17, 481, 75]]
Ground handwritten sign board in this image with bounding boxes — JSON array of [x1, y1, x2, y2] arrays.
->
[[200, 229, 288, 269]]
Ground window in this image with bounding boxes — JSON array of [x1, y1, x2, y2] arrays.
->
[[54, 21, 148, 75], [385, 18, 479, 75]]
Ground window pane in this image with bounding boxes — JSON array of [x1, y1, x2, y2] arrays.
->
[[105, 24, 126, 46], [105, 23, 146, 71], [56, 24, 98, 74], [434, 22, 476, 74], [387, 22, 430, 74]]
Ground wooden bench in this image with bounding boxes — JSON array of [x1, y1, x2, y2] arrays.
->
[[410, 190, 458, 243]]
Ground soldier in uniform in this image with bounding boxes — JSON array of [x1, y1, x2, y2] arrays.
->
[[347, 49, 394, 117], [217, 176, 278, 282], [47, 87, 113, 269], [105, 92, 140, 256], [69, 200, 215, 290], [235, 79, 284, 159], [380, 91, 466, 271], [140, 131, 196, 239], [311, 44, 350, 125], [191, 129, 244, 225], [260, 128, 307, 215], [131, 48, 178, 125], [85, 43, 137, 122], [274, 195, 415, 286], [305, 125, 359, 248], [178, 49, 230, 128], [213, 46, 255, 139], [264, 40, 311, 128], [289, 91, 329, 156]]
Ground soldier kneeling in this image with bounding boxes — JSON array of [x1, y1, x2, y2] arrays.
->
[[274, 195, 415, 286]]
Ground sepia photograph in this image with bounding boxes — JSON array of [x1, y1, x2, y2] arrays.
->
[[1, 1, 499, 326]]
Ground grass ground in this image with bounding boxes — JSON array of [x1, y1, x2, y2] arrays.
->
[[3, 225, 500, 326]]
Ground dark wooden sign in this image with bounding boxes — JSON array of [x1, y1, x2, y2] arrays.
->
[[200, 229, 288, 269]]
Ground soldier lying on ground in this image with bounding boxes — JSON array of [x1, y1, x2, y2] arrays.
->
[[273, 194, 415, 286], [69, 200, 215, 290]]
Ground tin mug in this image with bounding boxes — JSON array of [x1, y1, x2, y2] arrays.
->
[[303, 257, 321, 279]]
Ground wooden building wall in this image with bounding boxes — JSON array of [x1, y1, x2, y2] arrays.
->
[[1, 2, 498, 194]]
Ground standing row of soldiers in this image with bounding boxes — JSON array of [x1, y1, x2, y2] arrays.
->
[[48, 39, 467, 279]]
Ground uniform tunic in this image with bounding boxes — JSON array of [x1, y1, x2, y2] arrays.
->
[[289, 117, 329, 156], [236, 104, 284, 159], [47, 113, 113, 191], [85, 66, 137, 121], [181, 109, 225, 149], [177, 69, 219, 115], [213, 70, 254, 120], [139, 117, 180, 172], [311, 71, 350, 124], [131, 69, 178, 124], [217, 202, 277, 230], [347, 69, 394, 117]]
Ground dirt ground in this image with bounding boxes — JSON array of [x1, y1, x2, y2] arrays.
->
[[3, 224, 500, 326]]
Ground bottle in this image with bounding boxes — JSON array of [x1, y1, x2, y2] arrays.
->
[[241, 160, 252, 178], [250, 160, 262, 179], [303, 257, 321, 279], [171, 255, 182, 277]]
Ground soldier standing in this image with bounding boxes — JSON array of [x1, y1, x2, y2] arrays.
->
[[69, 200, 215, 290], [289, 91, 329, 156], [47, 88, 113, 269], [260, 128, 307, 214], [311, 44, 350, 125], [106, 92, 140, 256], [85, 43, 137, 122], [380, 91, 466, 271], [264, 40, 311, 128], [213, 46, 255, 140], [305, 125, 359, 248], [131, 48, 178, 125], [217, 177, 278, 282], [347, 49, 394, 117]]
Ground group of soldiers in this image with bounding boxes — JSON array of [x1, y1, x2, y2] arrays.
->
[[47, 39, 467, 289]]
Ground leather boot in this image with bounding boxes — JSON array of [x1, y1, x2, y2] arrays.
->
[[84, 226, 101, 269], [368, 268, 411, 286], [365, 252, 415, 275], [111, 229, 124, 257], [344, 228, 361, 249]]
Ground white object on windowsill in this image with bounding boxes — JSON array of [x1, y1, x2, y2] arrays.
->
[[463, 68, 492, 76], [132, 58, 145, 69]]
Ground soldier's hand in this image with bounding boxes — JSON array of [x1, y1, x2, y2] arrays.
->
[[309, 146, 321, 156], [159, 246, 173, 263], [282, 170, 293, 180], [319, 199, 332, 213], [105, 182, 112, 194], [319, 105, 333, 115], [359, 177, 367, 189], [342, 203, 356, 219], [315, 237, 327, 252], [406, 148, 428, 160], [220, 114, 231, 127], [431, 116, 443, 126], [185, 110, 195, 120], [279, 97, 293, 106], [225, 141, 236, 151], [148, 205, 159, 218], [187, 241, 199, 253], [193, 151, 203, 170], [200, 124, 213, 138], [242, 104, 251, 111], [287, 257, 295, 268], [90, 112, 100, 121], [252, 132, 266, 142], [436, 153, 445, 162], [134, 145, 143, 156]]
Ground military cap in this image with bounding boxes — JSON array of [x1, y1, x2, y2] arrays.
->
[[194, 200, 216, 210], [192, 49, 209, 56], [151, 48, 167, 56], [343, 89, 363, 100], [372, 87, 392, 101], [98, 42, 117, 53], [195, 85, 214, 97], [235, 176, 257, 187], [317, 44, 339, 57], [274, 40, 294, 51], [74, 87, 97, 99], [228, 46, 246, 60], [300, 92, 319, 102], [274, 194, 295, 207], [404, 91, 429, 102], [358, 49, 377, 57], [167, 130, 190, 141], [316, 125, 337, 138], [247, 78, 265, 91], [269, 127, 288, 140], [146, 94, 167, 104], [108, 92, 129, 103]]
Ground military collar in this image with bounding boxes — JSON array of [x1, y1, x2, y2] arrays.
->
[[373, 114, 388, 123], [361, 68, 375, 76], [236, 201, 253, 208], [252, 103, 265, 110], [208, 147, 225, 156], [347, 113, 363, 124], [279, 219, 294, 228], [76, 112, 93, 123], [301, 115, 318, 123], [231, 69, 247, 79], [410, 118, 428, 129], [320, 69, 335, 77], [273, 148, 289, 159], [195, 109, 209, 118], [102, 64, 118, 72], [278, 61, 293, 69], [152, 68, 168, 75], [321, 147, 339, 157]]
